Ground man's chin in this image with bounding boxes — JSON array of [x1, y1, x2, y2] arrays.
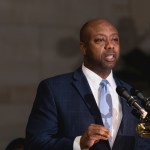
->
[[104, 63, 116, 70], [107, 61, 116, 68]]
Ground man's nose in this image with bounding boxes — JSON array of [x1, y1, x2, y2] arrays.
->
[[105, 41, 114, 49]]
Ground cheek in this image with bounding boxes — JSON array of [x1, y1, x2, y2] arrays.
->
[[94, 46, 104, 58], [116, 49, 120, 60], [87, 43, 104, 58], [117, 46, 120, 55]]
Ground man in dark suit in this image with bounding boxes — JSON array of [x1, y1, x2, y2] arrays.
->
[[25, 19, 150, 150]]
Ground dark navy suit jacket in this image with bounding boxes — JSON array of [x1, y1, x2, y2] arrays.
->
[[25, 68, 150, 150]]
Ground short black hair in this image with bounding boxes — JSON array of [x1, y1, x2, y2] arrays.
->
[[80, 21, 90, 42]]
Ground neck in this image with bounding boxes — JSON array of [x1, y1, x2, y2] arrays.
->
[[84, 63, 111, 79]]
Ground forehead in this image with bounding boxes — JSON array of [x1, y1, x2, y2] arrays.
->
[[87, 21, 118, 36]]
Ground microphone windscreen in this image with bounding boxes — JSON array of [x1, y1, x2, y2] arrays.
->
[[130, 88, 145, 100], [116, 86, 130, 99]]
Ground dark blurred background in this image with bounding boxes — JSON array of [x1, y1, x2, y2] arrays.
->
[[0, 0, 150, 149]]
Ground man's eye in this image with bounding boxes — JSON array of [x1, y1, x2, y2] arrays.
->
[[112, 38, 119, 42], [95, 38, 105, 42], [113, 36, 119, 41]]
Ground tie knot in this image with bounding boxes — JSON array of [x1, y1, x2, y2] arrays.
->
[[100, 80, 109, 87]]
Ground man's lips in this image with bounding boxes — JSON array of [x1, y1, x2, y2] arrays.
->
[[104, 53, 116, 62]]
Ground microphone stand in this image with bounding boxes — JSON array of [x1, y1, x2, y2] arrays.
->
[[136, 111, 150, 138]]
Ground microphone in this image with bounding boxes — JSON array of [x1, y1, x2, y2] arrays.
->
[[130, 88, 150, 110], [116, 86, 148, 119]]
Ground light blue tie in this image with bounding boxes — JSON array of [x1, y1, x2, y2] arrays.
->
[[99, 80, 112, 132]]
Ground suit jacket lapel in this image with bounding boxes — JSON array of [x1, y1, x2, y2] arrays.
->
[[114, 76, 134, 135], [114, 76, 126, 135], [72, 68, 103, 124]]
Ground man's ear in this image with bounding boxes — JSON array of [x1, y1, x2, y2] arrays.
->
[[80, 42, 86, 55]]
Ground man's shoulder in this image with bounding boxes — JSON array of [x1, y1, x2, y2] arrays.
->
[[39, 68, 83, 85], [42, 72, 74, 84], [35, 72, 75, 91]]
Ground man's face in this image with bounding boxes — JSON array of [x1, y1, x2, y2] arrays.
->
[[81, 21, 120, 71]]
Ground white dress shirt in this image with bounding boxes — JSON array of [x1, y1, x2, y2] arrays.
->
[[73, 65, 122, 150]]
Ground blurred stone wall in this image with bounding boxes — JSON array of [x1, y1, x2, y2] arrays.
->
[[0, 0, 150, 149]]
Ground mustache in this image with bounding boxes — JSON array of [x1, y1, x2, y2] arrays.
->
[[105, 49, 116, 55]]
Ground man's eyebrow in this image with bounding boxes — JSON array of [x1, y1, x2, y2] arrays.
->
[[94, 34, 106, 37], [94, 33, 119, 36]]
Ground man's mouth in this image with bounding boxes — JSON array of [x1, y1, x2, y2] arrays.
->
[[105, 54, 116, 62]]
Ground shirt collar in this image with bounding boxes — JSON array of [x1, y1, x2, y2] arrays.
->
[[82, 64, 116, 89]]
